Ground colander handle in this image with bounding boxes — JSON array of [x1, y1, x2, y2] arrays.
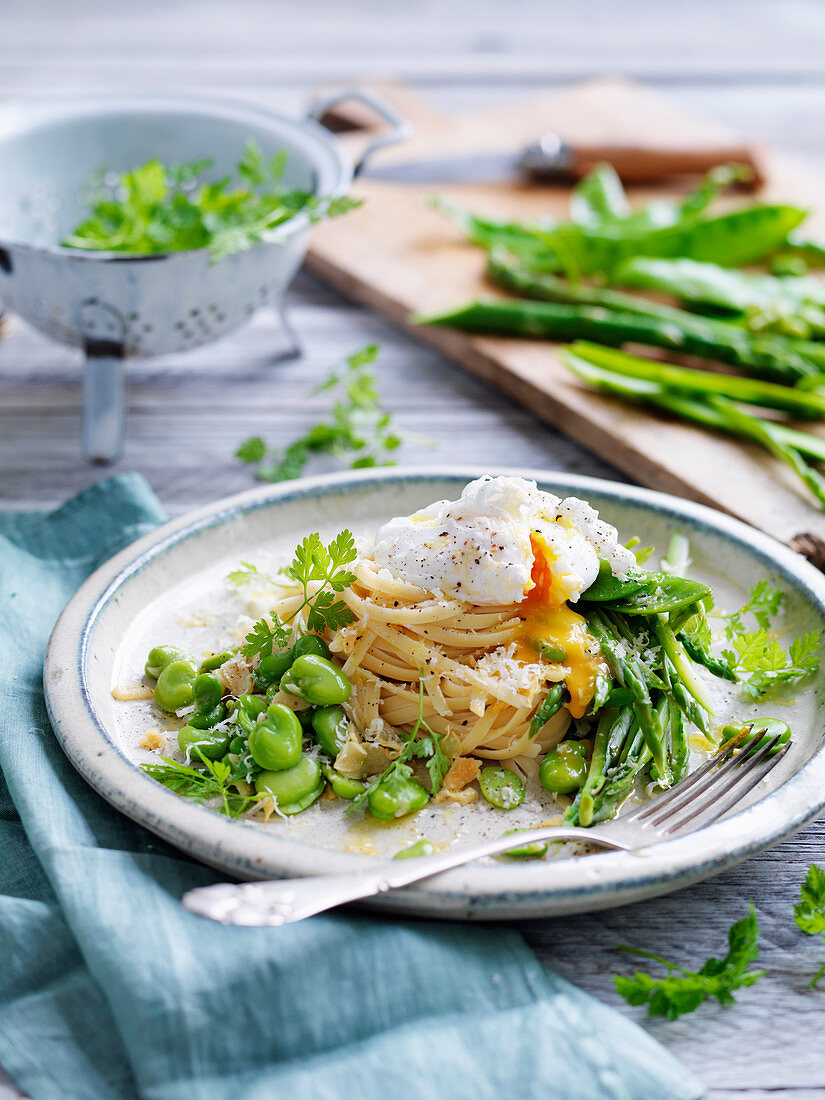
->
[[306, 89, 412, 176]]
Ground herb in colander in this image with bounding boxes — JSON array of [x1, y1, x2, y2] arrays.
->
[[62, 141, 360, 260]]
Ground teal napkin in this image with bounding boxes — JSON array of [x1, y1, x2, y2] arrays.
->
[[0, 475, 703, 1100]]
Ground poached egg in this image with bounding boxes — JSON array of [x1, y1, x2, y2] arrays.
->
[[372, 475, 634, 607], [371, 476, 635, 717]]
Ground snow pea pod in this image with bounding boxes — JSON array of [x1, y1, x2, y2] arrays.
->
[[570, 163, 630, 226], [548, 204, 807, 276]]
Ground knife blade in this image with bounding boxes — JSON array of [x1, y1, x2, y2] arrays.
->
[[361, 134, 765, 188]]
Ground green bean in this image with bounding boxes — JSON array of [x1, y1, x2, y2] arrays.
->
[[568, 706, 633, 826], [539, 741, 588, 794], [281, 654, 351, 706], [321, 763, 366, 800], [145, 645, 184, 680], [153, 658, 198, 712], [255, 755, 324, 813], [368, 772, 430, 820], [562, 346, 825, 467], [311, 705, 349, 757], [478, 766, 525, 810], [248, 703, 303, 771], [393, 838, 436, 859]]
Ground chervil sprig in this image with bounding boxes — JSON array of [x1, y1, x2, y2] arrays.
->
[[793, 863, 825, 989], [141, 753, 254, 817], [722, 580, 784, 637], [227, 560, 281, 588], [614, 903, 765, 1019], [236, 345, 414, 484], [717, 580, 820, 698], [721, 628, 820, 699]]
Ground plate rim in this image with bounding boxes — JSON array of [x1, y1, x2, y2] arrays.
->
[[44, 465, 825, 918]]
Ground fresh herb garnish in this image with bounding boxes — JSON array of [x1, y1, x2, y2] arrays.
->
[[717, 581, 820, 698], [349, 676, 449, 812], [241, 614, 291, 661], [793, 863, 825, 989], [285, 530, 358, 634], [227, 560, 280, 588], [614, 903, 765, 1019], [63, 142, 360, 260], [236, 345, 412, 483], [721, 628, 820, 699], [141, 753, 254, 817], [722, 580, 784, 637]]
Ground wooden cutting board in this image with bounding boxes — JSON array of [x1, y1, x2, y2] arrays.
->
[[306, 79, 825, 566]]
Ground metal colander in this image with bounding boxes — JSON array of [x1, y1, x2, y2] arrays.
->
[[0, 90, 407, 462]]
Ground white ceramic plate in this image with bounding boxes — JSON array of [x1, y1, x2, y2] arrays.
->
[[45, 467, 825, 919]]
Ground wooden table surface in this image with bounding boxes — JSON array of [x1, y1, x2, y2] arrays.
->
[[3, 3, 825, 1097]]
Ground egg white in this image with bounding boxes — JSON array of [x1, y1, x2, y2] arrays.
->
[[372, 476, 634, 606]]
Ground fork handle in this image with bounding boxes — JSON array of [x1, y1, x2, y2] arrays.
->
[[182, 825, 628, 926]]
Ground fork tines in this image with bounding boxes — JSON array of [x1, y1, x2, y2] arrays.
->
[[621, 730, 789, 835]]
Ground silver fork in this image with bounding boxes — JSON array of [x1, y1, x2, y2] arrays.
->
[[182, 731, 788, 927]]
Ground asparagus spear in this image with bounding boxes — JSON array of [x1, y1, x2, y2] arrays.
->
[[562, 345, 825, 510], [414, 297, 825, 383]]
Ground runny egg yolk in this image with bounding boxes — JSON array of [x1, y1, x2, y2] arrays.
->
[[517, 534, 606, 719]]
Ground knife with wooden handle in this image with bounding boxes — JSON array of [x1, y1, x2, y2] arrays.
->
[[362, 132, 766, 188]]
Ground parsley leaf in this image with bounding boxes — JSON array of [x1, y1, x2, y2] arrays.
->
[[614, 903, 765, 1019], [241, 614, 290, 660], [237, 344, 425, 484], [235, 436, 267, 464], [63, 141, 360, 260], [284, 529, 357, 634], [141, 753, 254, 818], [793, 863, 825, 988]]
